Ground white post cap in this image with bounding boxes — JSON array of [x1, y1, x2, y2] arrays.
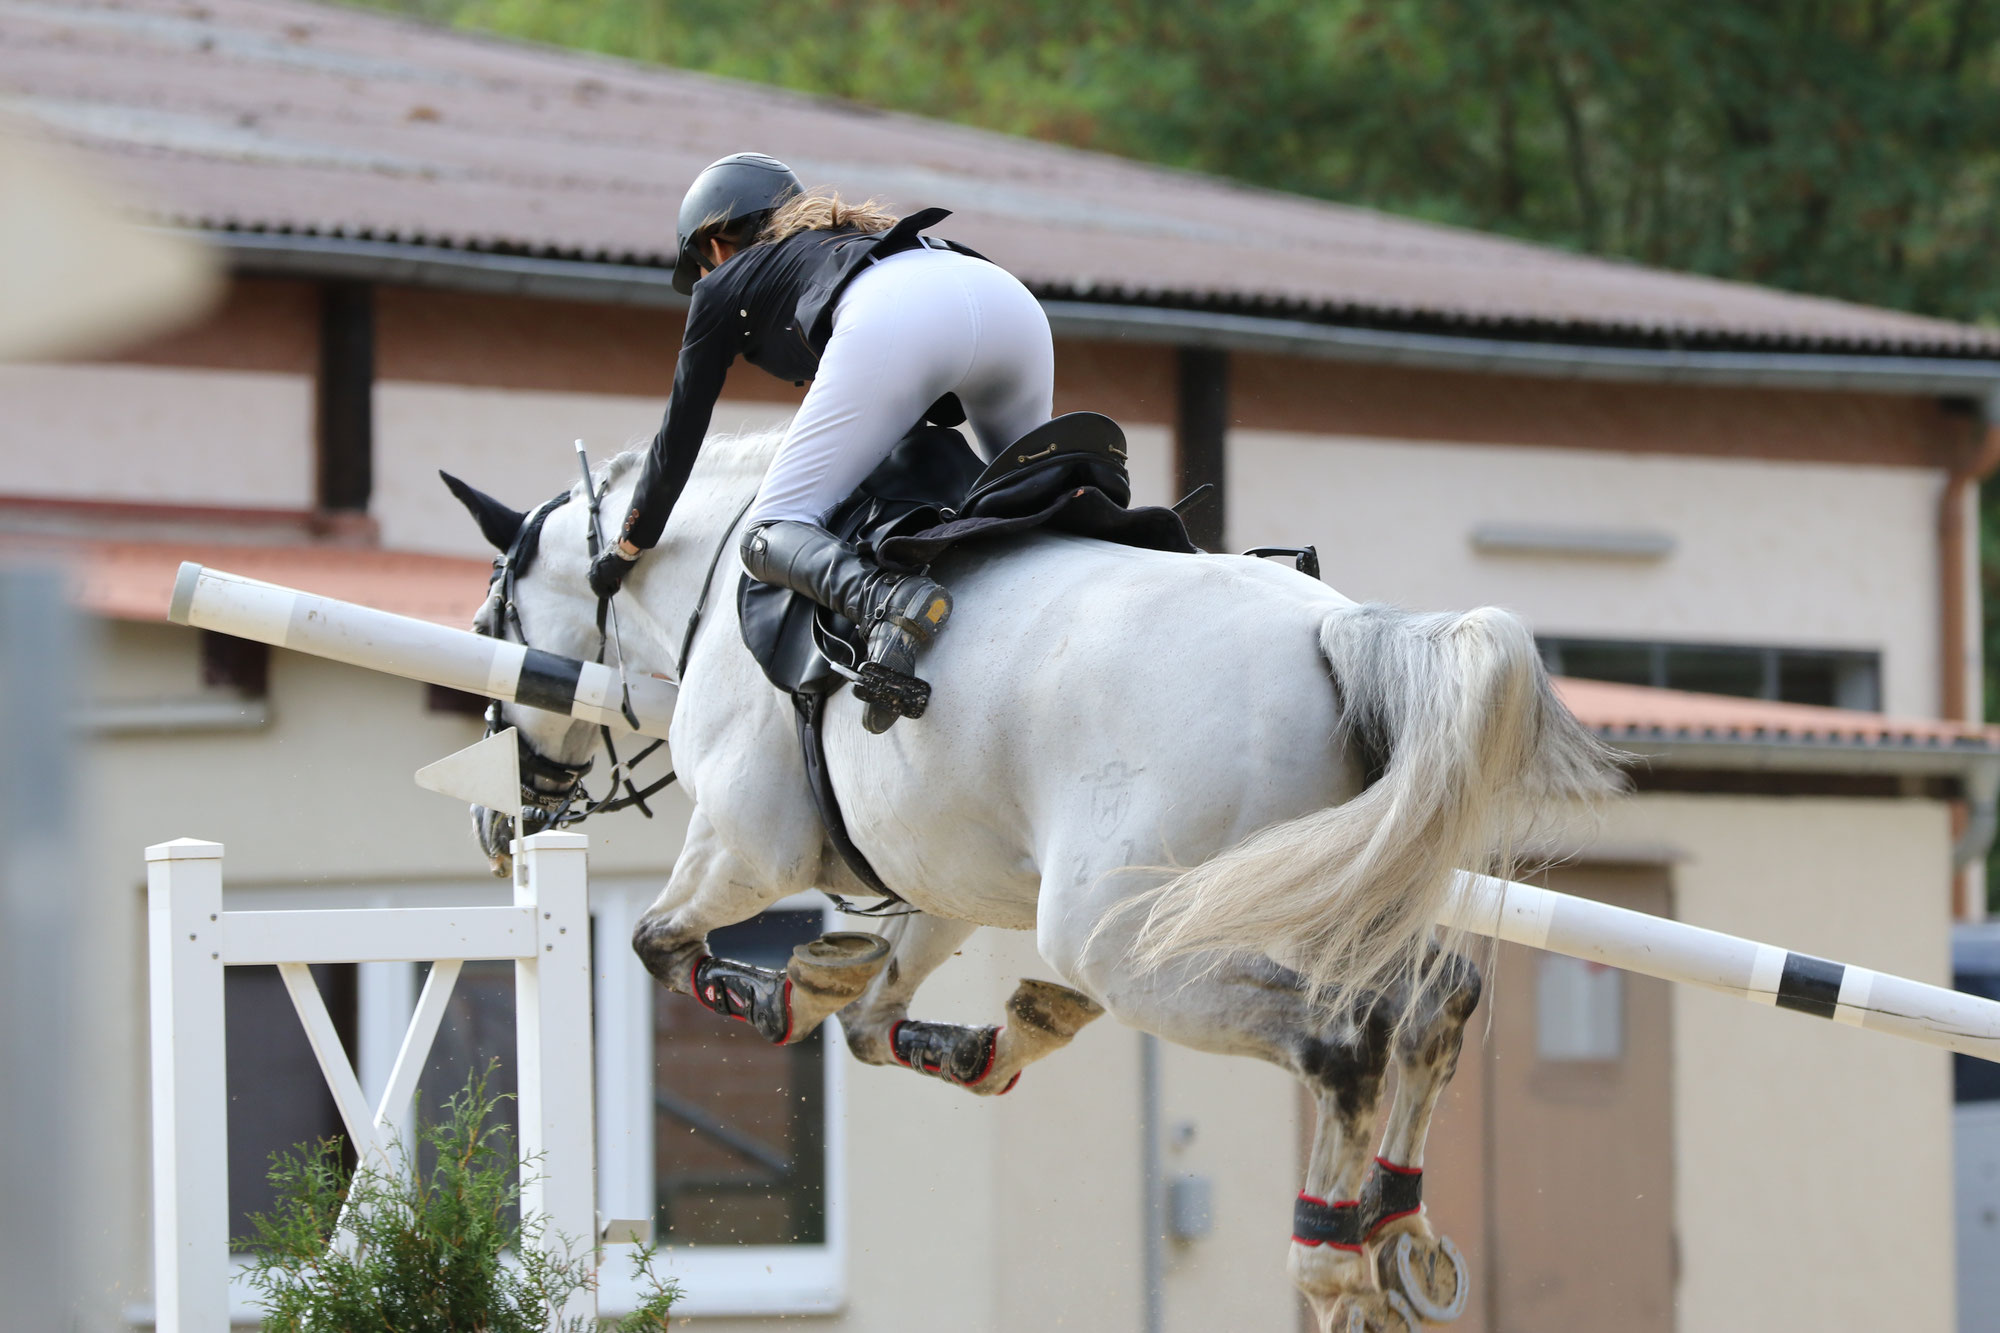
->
[[145, 837, 224, 861]]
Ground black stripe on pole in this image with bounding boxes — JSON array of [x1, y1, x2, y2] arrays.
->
[[1776, 953, 1845, 1019], [515, 649, 584, 714]]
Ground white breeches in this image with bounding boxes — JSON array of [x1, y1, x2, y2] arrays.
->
[[746, 246, 1055, 527]]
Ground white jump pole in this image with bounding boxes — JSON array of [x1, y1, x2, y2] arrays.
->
[[146, 832, 601, 1331], [167, 561, 676, 739], [1449, 873, 2000, 1063]]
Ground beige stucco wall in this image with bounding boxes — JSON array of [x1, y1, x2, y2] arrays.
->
[[1591, 794, 1957, 1333], [0, 362, 314, 508], [370, 384, 1179, 561], [371, 384, 800, 557], [1227, 431, 1944, 716]]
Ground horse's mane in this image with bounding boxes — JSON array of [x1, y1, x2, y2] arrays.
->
[[580, 425, 788, 506]]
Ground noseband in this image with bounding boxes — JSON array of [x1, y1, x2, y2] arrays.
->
[[474, 484, 676, 843]]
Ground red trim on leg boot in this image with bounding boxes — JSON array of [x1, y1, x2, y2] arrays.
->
[[969, 1025, 1003, 1087]]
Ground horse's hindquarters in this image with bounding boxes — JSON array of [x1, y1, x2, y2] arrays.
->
[[825, 543, 1359, 926]]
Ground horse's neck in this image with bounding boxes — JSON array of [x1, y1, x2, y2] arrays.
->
[[616, 448, 767, 671]]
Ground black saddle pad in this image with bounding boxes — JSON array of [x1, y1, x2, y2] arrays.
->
[[738, 413, 1198, 697]]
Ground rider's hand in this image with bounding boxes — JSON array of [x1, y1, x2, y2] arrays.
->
[[589, 546, 637, 598]]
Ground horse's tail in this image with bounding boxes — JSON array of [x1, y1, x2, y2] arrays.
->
[[1130, 602, 1622, 1022]]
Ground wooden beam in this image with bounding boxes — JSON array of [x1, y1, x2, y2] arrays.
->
[[316, 281, 374, 513], [1174, 346, 1229, 551]]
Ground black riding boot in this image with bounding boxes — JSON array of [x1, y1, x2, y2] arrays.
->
[[740, 520, 953, 733]]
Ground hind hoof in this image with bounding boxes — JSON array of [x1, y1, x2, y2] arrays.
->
[[1374, 1228, 1467, 1323], [978, 979, 1106, 1091], [1322, 1292, 1419, 1333], [1006, 978, 1105, 1041]]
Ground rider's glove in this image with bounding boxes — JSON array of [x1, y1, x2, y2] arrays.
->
[[589, 546, 638, 599]]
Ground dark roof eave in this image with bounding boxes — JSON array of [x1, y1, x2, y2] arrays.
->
[[200, 229, 2000, 400], [1612, 729, 2000, 780]]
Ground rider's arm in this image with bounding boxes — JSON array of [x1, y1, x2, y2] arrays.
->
[[616, 288, 735, 553]]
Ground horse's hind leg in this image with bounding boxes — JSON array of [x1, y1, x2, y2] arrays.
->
[[1040, 874, 1420, 1331], [631, 807, 890, 1044], [1363, 952, 1481, 1325], [1292, 998, 1425, 1333], [841, 912, 1104, 1095]]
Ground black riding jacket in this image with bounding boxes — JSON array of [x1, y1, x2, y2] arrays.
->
[[617, 207, 967, 551]]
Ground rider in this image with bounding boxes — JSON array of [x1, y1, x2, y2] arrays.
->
[[590, 152, 1056, 732]]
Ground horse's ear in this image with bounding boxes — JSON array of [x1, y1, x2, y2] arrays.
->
[[440, 471, 527, 551]]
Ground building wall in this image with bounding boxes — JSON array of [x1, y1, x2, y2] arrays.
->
[[9, 278, 1956, 715], [1227, 433, 1945, 715], [1614, 794, 1956, 1333], [1422, 794, 1956, 1333], [35, 277, 1969, 1331]]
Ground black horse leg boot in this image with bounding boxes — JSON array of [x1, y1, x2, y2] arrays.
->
[[740, 520, 953, 733]]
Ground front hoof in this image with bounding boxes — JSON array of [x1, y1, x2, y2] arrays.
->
[[785, 932, 891, 1041], [1322, 1292, 1419, 1333], [1374, 1230, 1467, 1324]]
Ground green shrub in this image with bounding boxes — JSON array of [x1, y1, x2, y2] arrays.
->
[[236, 1068, 680, 1331]]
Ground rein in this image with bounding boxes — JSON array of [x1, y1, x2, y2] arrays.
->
[[475, 463, 756, 842], [477, 476, 676, 839]]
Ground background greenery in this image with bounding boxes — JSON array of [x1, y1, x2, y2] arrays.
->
[[352, 0, 2000, 710]]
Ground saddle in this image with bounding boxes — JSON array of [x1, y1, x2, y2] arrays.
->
[[735, 412, 1199, 905], [737, 411, 1198, 700]]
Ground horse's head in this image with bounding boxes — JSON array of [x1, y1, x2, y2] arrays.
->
[[442, 468, 609, 876]]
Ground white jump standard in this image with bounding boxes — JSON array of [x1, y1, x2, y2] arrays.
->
[[145, 832, 607, 1333]]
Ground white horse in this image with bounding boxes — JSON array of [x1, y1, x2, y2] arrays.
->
[[448, 425, 1617, 1332]]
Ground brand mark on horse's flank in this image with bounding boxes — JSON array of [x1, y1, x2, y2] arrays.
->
[[1083, 760, 1143, 839]]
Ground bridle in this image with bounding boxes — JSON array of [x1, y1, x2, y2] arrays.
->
[[473, 473, 678, 845]]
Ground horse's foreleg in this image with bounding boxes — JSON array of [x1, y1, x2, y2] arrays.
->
[[631, 809, 889, 1044], [1362, 953, 1481, 1325], [840, 913, 1104, 1095]]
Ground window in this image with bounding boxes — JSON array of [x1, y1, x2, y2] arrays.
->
[[1535, 955, 1623, 1062], [1539, 636, 1880, 711]]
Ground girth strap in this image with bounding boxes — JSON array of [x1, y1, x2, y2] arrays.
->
[[795, 691, 905, 907]]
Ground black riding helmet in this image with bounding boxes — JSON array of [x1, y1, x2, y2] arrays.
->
[[671, 152, 803, 294]]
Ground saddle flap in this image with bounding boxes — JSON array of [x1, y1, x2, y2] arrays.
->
[[739, 423, 985, 698]]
